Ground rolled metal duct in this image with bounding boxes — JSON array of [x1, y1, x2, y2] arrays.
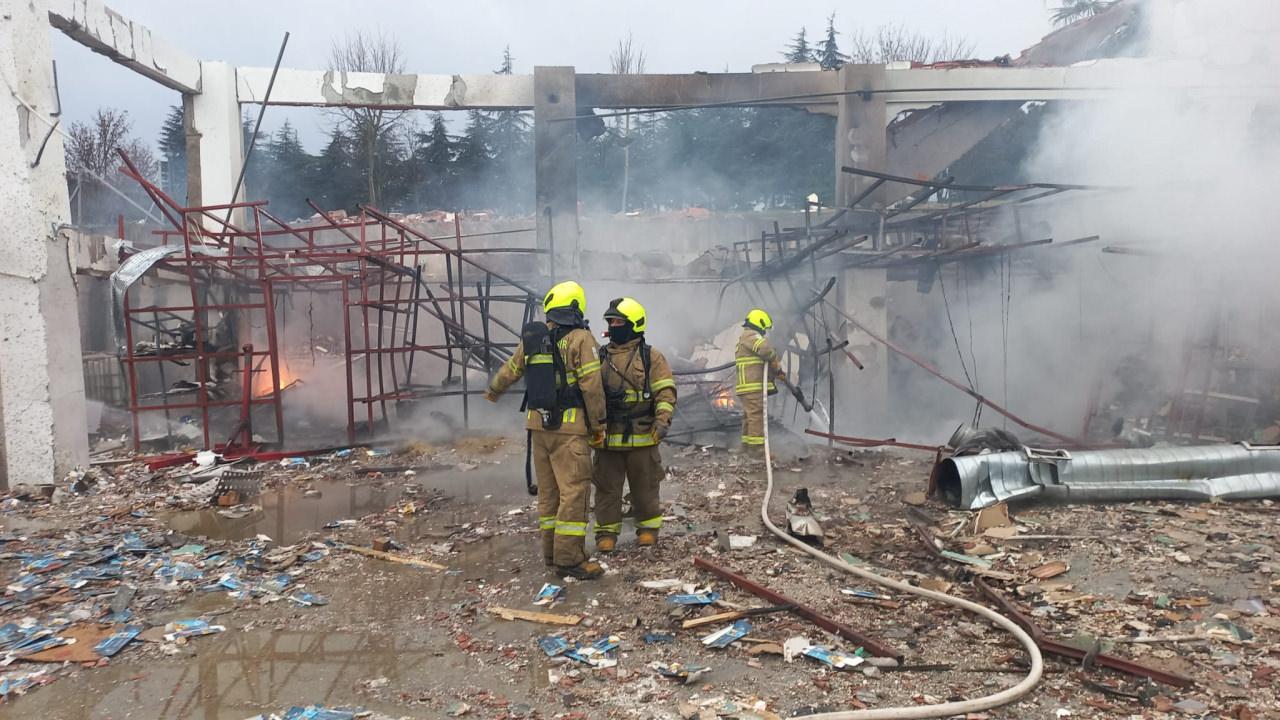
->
[[937, 443, 1280, 510]]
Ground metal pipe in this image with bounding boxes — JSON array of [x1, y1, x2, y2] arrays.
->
[[692, 557, 901, 661], [805, 428, 940, 453], [939, 442, 1280, 510]]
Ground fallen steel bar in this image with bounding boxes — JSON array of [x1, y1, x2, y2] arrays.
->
[[692, 556, 902, 661], [818, 296, 1087, 446], [973, 579, 1194, 688], [805, 427, 941, 452]]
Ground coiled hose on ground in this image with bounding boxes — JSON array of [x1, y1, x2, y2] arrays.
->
[[758, 382, 1044, 719]]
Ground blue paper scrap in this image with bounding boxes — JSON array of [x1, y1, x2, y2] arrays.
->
[[701, 620, 751, 649], [93, 626, 142, 657], [537, 636, 571, 657], [668, 591, 720, 606]]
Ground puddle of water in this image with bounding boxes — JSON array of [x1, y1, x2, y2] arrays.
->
[[161, 462, 529, 544], [0, 532, 620, 719], [3, 628, 445, 720], [162, 480, 406, 544]]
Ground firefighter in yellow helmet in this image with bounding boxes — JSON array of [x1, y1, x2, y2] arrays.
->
[[591, 298, 677, 552], [734, 308, 785, 451], [485, 281, 608, 579]]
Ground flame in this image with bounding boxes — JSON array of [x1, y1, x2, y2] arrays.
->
[[711, 389, 736, 410], [253, 362, 298, 398]]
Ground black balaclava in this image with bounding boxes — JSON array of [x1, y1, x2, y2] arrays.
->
[[607, 323, 638, 345]]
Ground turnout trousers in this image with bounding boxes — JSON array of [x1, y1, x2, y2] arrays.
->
[[532, 431, 593, 567], [738, 392, 765, 447], [592, 446, 664, 539]]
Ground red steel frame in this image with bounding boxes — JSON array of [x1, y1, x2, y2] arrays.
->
[[115, 151, 543, 450]]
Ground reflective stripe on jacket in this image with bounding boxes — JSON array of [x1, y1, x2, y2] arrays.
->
[[734, 327, 782, 395], [599, 338, 677, 449]]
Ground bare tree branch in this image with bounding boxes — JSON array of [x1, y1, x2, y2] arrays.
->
[[610, 33, 647, 75], [846, 25, 975, 64], [327, 30, 408, 207]]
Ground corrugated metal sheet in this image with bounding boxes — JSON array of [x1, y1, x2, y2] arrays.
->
[[938, 443, 1280, 509]]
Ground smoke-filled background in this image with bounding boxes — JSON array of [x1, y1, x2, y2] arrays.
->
[[883, 0, 1280, 444]]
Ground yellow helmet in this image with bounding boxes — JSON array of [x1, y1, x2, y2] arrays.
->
[[745, 308, 773, 333], [543, 280, 586, 316], [603, 297, 646, 333]]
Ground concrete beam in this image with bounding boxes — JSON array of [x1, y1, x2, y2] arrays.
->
[[45, 0, 201, 94], [238, 60, 1278, 113], [834, 65, 887, 211], [880, 60, 1280, 104], [533, 67, 579, 277], [1, 1, 90, 487], [237, 67, 534, 109], [575, 71, 838, 108], [187, 61, 244, 219]]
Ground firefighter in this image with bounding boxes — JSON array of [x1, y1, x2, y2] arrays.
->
[[591, 298, 677, 552], [485, 280, 608, 580], [734, 308, 785, 452]]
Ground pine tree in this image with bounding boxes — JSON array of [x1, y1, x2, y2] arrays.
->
[[454, 111, 492, 210], [265, 120, 313, 219], [817, 14, 849, 70], [409, 112, 457, 208], [157, 106, 187, 201], [310, 128, 361, 212], [783, 27, 816, 64], [486, 46, 533, 214]]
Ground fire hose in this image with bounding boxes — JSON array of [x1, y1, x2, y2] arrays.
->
[[758, 381, 1044, 719]]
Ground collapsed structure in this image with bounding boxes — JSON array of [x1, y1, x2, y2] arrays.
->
[[2, 1, 1280, 717], [6, 0, 1279, 485]]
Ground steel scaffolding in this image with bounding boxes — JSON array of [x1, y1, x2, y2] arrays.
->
[[115, 152, 542, 451]]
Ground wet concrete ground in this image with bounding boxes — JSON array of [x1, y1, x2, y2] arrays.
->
[[4, 529, 557, 720], [5, 439, 1276, 719]]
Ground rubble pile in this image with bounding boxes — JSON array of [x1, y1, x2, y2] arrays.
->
[[1, 438, 1276, 718]]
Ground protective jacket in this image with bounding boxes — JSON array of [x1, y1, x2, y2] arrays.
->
[[598, 338, 676, 448], [734, 327, 783, 396], [488, 325, 606, 435]]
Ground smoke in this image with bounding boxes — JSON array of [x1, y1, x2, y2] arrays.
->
[[884, 0, 1280, 443]]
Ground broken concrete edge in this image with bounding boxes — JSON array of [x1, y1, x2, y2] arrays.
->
[[691, 556, 903, 662]]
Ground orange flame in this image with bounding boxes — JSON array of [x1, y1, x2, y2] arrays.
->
[[253, 363, 298, 398], [711, 389, 736, 410]]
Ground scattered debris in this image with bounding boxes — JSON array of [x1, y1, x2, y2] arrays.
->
[[652, 661, 711, 684]]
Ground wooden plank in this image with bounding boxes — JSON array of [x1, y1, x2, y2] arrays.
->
[[487, 606, 582, 626], [335, 543, 447, 571], [681, 610, 745, 630]]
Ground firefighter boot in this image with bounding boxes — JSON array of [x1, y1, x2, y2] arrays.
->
[[636, 529, 659, 547], [559, 560, 605, 580], [595, 535, 617, 554]]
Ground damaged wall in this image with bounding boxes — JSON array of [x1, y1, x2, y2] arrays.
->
[[0, 0, 90, 486]]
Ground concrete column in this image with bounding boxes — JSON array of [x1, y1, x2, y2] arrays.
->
[[833, 65, 887, 212], [837, 267, 889, 437], [533, 66, 580, 278], [187, 61, 243, 221], [0, 2, 90, 488]]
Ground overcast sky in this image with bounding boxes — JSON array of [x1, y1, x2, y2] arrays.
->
[[53, 0, 1062, 154]]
